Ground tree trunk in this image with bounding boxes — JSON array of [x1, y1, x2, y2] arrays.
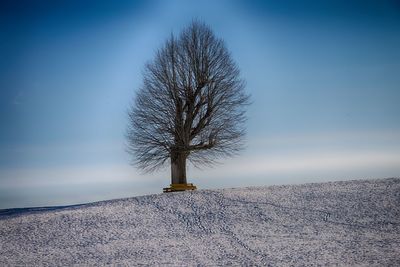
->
[[171, 152, 187, 184]]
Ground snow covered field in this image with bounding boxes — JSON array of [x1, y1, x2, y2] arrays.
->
[[1, 178, 399, 266]]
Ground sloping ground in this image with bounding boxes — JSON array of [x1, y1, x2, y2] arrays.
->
[[0, 178, 399, 266]]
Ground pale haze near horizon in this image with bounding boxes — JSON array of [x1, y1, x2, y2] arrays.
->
[[1, 0, 400, 209]]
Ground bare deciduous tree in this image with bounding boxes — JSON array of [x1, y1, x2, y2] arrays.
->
[[127, 21, 250, 186]]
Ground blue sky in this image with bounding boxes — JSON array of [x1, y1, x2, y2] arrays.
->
[[1, 0, 400, 208]]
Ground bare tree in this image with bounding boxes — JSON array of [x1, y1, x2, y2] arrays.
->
[[126, 21, 250, 186]]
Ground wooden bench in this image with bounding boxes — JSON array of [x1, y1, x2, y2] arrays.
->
[[163, 183, 197, 193]]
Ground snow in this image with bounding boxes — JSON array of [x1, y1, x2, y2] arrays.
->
[[1, 178, 399, 266]]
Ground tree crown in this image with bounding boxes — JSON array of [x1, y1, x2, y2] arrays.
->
[[127, 21, 250, 172]]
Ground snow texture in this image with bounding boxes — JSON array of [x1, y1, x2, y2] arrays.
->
[[1, 178, 399, 266]]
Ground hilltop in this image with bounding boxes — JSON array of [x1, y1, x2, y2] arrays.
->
[[1, 178, 399, 266]]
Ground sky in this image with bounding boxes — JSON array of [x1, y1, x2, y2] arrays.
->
[[1, 0, 399, 209]]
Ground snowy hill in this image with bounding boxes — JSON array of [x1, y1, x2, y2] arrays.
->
[[1, 178, 399, 266]]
